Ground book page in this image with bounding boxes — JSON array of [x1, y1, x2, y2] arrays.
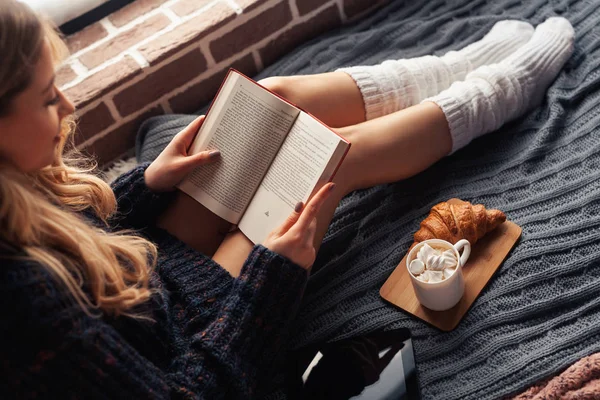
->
[[177, 71, 299, 223], [239, 112, 349, 244]]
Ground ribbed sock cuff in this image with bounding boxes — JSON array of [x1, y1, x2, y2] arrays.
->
[[337, 66, 390, 120], [422, 94, 471, 154]]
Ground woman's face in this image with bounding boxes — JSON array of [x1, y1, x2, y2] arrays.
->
[[0, 39, 75, 173]]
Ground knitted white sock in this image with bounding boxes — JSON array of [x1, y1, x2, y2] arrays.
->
[[425, 17, 575, 153], [339, 20, 534, 120]]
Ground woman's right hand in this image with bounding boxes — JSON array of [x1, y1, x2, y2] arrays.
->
[[144, 116, 220, 193], [263, 183, 336, 270]]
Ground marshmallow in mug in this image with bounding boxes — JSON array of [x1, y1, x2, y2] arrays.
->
[[409, 243, 458, 283]]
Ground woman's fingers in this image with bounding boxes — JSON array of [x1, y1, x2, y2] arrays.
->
[[174, 115, 205, 149], [179, 149, 220, 172], [273, 201, 304, 236], [292, 183, 335, 233], [264, 187, 332, 270]]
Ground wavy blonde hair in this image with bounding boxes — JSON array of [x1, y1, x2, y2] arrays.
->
[[0, 1, 156, 317]]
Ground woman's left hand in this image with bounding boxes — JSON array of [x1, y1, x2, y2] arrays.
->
[[144, 115, 220, 192], [263, 182, 335, 270]]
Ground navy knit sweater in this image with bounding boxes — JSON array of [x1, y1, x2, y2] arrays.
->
[[0, 164, 308, 399]]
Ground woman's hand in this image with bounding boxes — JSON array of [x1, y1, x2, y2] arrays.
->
[[263, 183, 335, 270], [144, 116, 220, 192]]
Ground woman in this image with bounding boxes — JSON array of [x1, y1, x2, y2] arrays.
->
[[0, 0, 573, 398]]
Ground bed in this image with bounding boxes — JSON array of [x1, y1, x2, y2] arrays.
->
[[136, 0, 600, 398]]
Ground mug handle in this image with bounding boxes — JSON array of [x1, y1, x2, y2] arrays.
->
[[453, 239, 471, 267]]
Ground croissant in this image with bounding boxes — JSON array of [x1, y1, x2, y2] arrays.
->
[[412, 200, 506, 247]]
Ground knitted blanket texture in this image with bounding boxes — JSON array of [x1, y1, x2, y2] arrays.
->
[[136, 0, 600, 398]]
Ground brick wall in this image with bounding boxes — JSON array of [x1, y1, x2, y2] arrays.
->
[[58, 0, 387, 166]]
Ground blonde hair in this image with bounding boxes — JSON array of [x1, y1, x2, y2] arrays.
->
[[0, 1, 156, 317]]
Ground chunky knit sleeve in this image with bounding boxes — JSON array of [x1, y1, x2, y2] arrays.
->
[[1, 240, 307, 399], [0, 258, 171, 398], [151, 230, 309, 398], [110, 162, 175, 229], [204, 245, 308, 396]]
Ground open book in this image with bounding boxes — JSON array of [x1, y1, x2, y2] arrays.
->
[[177, 69, 351, 244]]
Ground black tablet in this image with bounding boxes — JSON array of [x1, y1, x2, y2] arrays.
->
[[285, 328, 421, 400]]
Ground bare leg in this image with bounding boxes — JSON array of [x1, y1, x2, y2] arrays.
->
[[212, 102, 451, 276], [258, 72, 366, 128], [156, 192, 232, 257]]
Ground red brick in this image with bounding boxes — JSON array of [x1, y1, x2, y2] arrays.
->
[[113, 49, 207, 117], [170, 0, 213, 17], [295, 0, 329, 16], [74, 102, 116, 145], [80, 14, 171, 69], [109, 0, 167, 28], [344, 0, 389, 20], [139, 3, 236, 66], [210, 2, 293, 63], [56, 64, 78, 87], [169, 53, 257, 114], [86, 106, 164, 166], [259, 5, 341, 67], [66, 22, 108, 54], [235, 0, 271, 12], [64, 56, 142, 108]]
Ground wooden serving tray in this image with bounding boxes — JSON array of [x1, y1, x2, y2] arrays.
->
[[380, 199, 522, 331]]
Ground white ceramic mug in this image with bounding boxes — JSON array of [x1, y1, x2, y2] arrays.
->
[[406, 239, 471, 311]]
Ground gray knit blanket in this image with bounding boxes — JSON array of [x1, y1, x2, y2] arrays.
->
[[135, 0, 600, 398]]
